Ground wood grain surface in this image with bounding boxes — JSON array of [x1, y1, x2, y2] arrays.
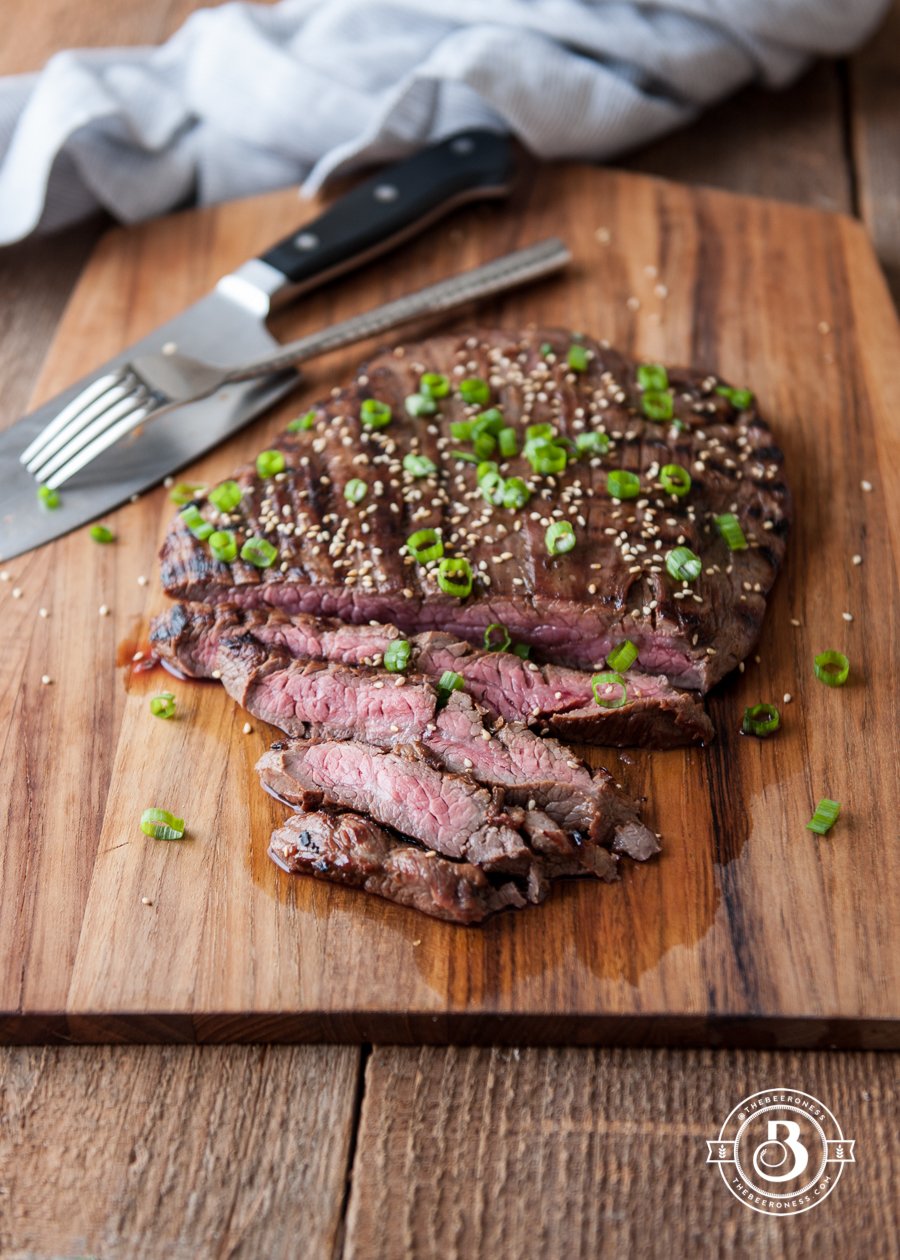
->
[[1, 164, 897, 1047]]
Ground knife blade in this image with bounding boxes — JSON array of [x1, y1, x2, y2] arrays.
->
[[0, 130, 515, 561]]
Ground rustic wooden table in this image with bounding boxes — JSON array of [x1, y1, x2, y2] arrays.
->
[[1, 6, 897, 1257]]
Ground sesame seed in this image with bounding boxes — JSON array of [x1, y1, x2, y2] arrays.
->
[[783, 693, 793, 704], [12, 587, 22, 599], [852, 554, 862, 565], [790, 618, 801, 627], [39, 607, 49, 618], [164, 476, 174, 487], [595, 226, 611, 244], [625, 296, 640, 311], [99, 604, 109, 617], [0, 571, 8, 581], [842, 612, 854, 622], [211, 668, 222, 679], [137, 575, 148, 586], [818, 321, 830, 335], [242, 722, 252, 735], [142, 897, 153, 906], [41, 674, 52, 685], [133, 651, 144, 662], [861, 480, 873, 492], [654, 283, 668, 299]]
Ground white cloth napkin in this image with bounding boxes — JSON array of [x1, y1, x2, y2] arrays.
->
[[0, 0, 889, 245]]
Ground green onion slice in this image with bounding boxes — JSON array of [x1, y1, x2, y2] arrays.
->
[[607, 640, 638, 672], [473, 432, 497, 459], [814, 650, 850, 687], [714, 512, 748, 551], [436, 556, 473, 598], [526, 423, 555, 441], [38, 485, 60, 509], [716, 385, 754, 410], [140, 807, 185, 840], [575, 431, 610, 457], [149, 691, 176, 719], [498, 427, 518, 457], [360, 399, 392, 429], [567, 344, 589, 373], [546, 520, 576, 555], [459, 377, 490, 405], [209, 480, 242, 513], [659, 464, 692, 497], [450, 420, 474, 441], [637, 363, 669, 391], [180, 505, 214, 541], [436, 670, 464, 704], [403, 453, 437, 479], [502, 477, 531, 510], [741, 702, 781, 737], [512, 642, 531, 659], [484, 623, 511, 652], [807, 798, 841, 835], [383, 639, 411, 673], [607, 469, 640, 500], [169, 481, 207, 505], [90, 525, 115, 544], [641, 390, 674, 422], [665, 546, 702, 582], [524, 438, 567, 475], [407, 528, 443, 563], [405, 392, 437, 417], [344, 478, 368, 505], [240, 536, 278, 568], [209, 530, 238, 563], [256, 449, 286, 477], [473, 409, 504, 436], [451, 451, 480, 464], [287, 409, 317, 432], [591, 671, 628, 709], [478, 470, 505, 506], [420, 372, 450, 398]]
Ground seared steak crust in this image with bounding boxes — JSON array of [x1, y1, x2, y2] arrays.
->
[[159, 328, 789, 689]]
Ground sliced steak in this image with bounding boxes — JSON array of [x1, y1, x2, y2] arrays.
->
[[151, 602, 713, 748], [269, 812, 529, 924], [159, 328, 789, 690]]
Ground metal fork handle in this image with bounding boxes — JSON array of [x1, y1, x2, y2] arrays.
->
[[222, 238, 571, 383]]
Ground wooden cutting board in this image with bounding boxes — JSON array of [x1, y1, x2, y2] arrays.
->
[[1, 165, 898, 1048]]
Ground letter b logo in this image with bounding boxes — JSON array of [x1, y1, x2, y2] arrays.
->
[[753, 1120, 809, 1183]]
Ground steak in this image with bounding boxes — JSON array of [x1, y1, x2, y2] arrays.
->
[[159, 327, 789, 690], [151, 601, 713, 748], [269, 811, 529, 924]]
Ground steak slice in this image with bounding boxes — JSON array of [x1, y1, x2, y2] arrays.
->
[[269, 811, 530, 924], [159, 327, 789, 690], [151, 602, 713, 748]]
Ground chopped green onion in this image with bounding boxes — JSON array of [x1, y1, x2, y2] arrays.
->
[[420, 372, 450, 398], [287, 409, 317, 432], [526, 423, 556, 441], [240, 536, 278, 568], [575, 431, 610, 456], [607, 640, 638, 672], [741, 702, 780, 737], [607, 469, 640, 500], [484, 623, 511, 652], [383, 639, 411, 673], [671, 419, 686, 434], [436, 670, 464, 704], [665, 546, 702, 582], [591, 671, 628, 709], [360, 399, 392, 429], [473, 409, 504, 436], [459, 377, 490, 405], [546, 520, 576, 555], [169, 481, 207, 505], [149, 691, 176, 720], [403, 453, 437, 479], [472, 432, 496, 459], [641, 390, 674, 422], [406, 528, 443, 564], [209, 480, 242, 513], [478, 470, 505, 506], [404, 392, 437, 417], [512, 643, 531, 659], [256, 449, 286, 477], [567, 344, 589, 373], [476, 460, 499, 481], [38, 485, 60, 509], [540, 342, 554, 358], [498, 427, 518, 458], [450, 420, 474, 441], [180, 505, 213, 541], [716, 385, 754, 410], [524, 438, 567, 475], [637, 363, 669, 391], [451, 450, 480, 464], [208, 530, 238, 563], [344, 478, 368, 505], [807, 798, 841, 835], [814, 650, 850, 687], [436, 556, 473, 598], [660, 464, 692, 497], [90, 525, 115, 544], [502, 477, 531, 510], [140, 807, 185, 840], [714, 512, 748, 551]]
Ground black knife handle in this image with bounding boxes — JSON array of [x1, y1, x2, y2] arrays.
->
[[259, 130, 514, 306]]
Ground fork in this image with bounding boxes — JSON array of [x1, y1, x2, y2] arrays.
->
[[21, 237, 570, 490]]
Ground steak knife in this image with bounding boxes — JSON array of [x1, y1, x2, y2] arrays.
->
[[0, 131, 515, 560]]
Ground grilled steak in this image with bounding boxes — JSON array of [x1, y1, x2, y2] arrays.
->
[[151, 601, 713, 747], [159, 328, 789, 690], [270, 811, 529, 924]]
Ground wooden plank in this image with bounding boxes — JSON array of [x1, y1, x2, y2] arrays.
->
[[0, 1044, 361, 1258], [850, 0, 900, 306], [345, 1046, 898, 1259], [0, 166, 897, 1046]]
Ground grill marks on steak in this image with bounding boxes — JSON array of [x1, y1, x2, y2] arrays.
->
[[158, 328, 790, 690], [269, 812, 530, 924], [151, 601, 713, 748]]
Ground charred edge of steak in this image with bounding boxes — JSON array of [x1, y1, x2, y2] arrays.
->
[[269, 811, 531, 924]]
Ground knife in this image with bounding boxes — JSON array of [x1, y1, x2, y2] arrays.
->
[[0, 130, 515, 561]]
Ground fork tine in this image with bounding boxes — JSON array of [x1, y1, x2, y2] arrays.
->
[[45, 402, 154, 489], [20, 371, 127, 468], [26, 376, 142, 478], [35, 386, 152, 483]]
